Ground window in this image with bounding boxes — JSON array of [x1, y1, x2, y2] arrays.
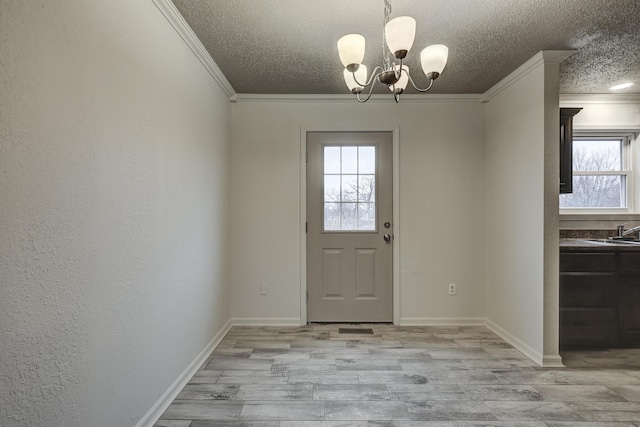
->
[[323, 145, 376, 231], [560, 133, 634, 211]]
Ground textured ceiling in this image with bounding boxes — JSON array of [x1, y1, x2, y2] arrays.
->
[[171, 0, 640, 95]]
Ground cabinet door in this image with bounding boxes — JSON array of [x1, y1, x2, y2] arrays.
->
[[559, 108, 582, 194], [619, 253, 640, 274], [560, 308, 617, 349], [560, 253, 615, 272], [560, 274, 617, 307], [619, 277, 640, 347]]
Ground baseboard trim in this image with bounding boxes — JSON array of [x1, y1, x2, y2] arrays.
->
[[231, 317, 303, 326], [542, 354, 565, 368], [400, 317, 485, 326], [134, 319, 232, 427], [484, 318, 544, 367]]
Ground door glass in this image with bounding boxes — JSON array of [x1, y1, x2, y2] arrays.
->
[[323, 145, 376, 231]]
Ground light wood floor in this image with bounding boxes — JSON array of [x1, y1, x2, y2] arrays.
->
[[156, 324, 640, 426]]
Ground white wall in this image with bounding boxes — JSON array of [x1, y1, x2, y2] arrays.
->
[[229, 99, 486, 325], [484, 52, 564, 366], [0, 1, 231, 426], [562, 95, 640, 131]]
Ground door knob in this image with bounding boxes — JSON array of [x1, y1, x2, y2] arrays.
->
[[383, 234, 391, 242]]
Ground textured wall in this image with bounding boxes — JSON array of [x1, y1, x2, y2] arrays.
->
[[484, 59, 548, 364], [229, 100, 486, 324], [0, 1, 230, 425]]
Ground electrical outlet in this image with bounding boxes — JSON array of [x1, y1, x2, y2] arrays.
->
[[260, 283, 268, 295], [448, 283, 456, 295]]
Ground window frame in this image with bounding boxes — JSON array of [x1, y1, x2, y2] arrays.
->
[[559, 131, 635, 215], [322, 144, 379, 233]]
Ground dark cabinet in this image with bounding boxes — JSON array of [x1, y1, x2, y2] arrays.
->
[[559, 108, 582, 194], [619, 252, 640, 273], [560, 308, 617, 348], [560, 253, 614, 272], [619, 278, 640, 347], [560, 274, 617, 307], [618, 252, 640, 347], [560, 252, 617, 348], [560, 250, 640, 349]]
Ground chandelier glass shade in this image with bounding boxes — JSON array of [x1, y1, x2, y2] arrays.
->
[[337, 0, 448, 102], [384, 16, 415, 57], [389, 65, 409, 94], [343, 65, 368, 92]]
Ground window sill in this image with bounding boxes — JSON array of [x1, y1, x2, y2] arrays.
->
[[560, 212, 640, 222], [560, 212, 640, 230]]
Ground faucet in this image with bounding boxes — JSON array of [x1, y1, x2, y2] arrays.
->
[[616, 223, 640, 239]]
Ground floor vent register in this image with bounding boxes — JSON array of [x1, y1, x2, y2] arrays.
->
[[338, 328, 374, 334]]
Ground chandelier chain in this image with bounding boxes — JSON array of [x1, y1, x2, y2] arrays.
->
[[382, 0, 392, 70]]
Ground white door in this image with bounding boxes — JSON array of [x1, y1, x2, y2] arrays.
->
[[306, 132, 393, 322]]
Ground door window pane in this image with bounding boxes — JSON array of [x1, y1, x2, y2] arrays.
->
[[341, 175, 358, 202], [358, 203, 375, 230], [359, 146, 376, 174], [324, 203, 341, 230], [341, 146, 358, 174], [323, 145, 377, 231], [324, 146, 341, 174], [341, 203, 358, 230], [324, 175, 341, 202], [358, 175, 375, 202]]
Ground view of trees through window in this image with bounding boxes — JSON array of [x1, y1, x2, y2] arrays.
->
[[560, 138, 625, 208], [323, 146, 376, 231], [324, 175, 376, 230]]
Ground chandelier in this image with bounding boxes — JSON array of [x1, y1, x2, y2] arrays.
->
[[337, 0, 449, 103]]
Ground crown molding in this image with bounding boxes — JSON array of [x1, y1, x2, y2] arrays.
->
[[560, 93, 640, 104], [573, 124, 640, 132], [480, 50, 576, 103], [539, 50, 578, 63], [151, 0, 236, 99], [230, 93, 483, 104]]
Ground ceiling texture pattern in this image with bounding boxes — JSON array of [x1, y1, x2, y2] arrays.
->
[[171, 0, 640, 95]]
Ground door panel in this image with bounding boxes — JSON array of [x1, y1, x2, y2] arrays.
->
[[321, 249, 343, 298], [306, 131, 393, 322], [355, 249, 376, 298]]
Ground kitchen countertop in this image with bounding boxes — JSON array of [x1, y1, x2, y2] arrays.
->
[[560, 238, 640, 252]]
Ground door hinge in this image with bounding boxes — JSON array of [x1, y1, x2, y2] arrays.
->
[[306, 221, 308, 233], [306, 291, 308, 303], [305, 150, 308, 163]]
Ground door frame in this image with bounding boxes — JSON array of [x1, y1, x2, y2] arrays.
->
[[299, 126, 401, 325]]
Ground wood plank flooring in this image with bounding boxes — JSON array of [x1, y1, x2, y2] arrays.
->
[[156, 324, 640, 426]]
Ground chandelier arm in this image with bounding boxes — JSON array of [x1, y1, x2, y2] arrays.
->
[[356, 78, 378, 103], [393, 58, 403, 79], [352, 65, 385, 88], [391, 84, 400, 103], [407, 72, 435, 92]]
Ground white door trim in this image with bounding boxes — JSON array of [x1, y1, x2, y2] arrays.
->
[[299, 126, 401, 325]]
